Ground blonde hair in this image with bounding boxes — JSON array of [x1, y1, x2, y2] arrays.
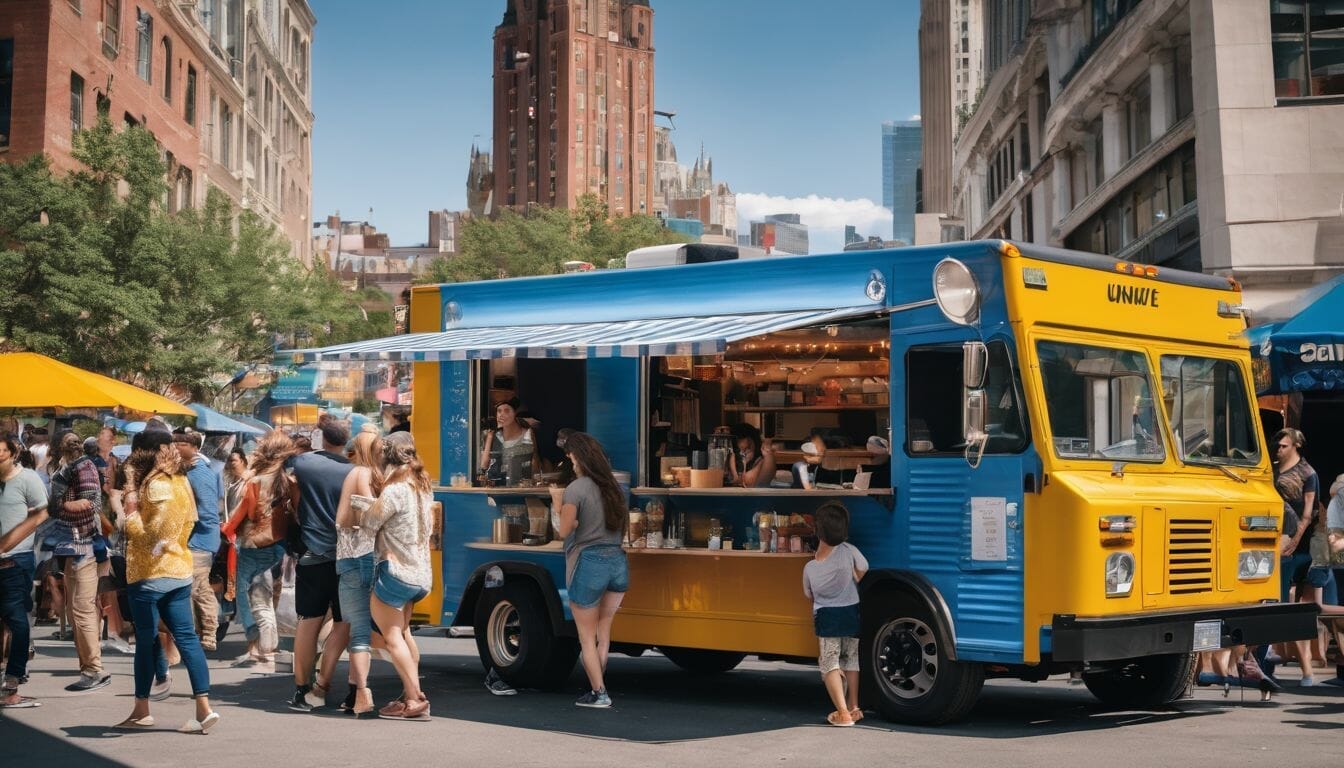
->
[[349, 431, 386, 496]]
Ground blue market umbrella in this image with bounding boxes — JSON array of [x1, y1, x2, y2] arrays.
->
[[188, 404, 267, 435], [1250, 275, 1344, 395]]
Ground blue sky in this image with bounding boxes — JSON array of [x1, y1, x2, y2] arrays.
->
[[310, 0, 921, 254]]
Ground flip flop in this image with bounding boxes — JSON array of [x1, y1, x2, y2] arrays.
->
[[0, 696, 41, 709], [114, 715, 154, 728], [826, 712, 855, 727]]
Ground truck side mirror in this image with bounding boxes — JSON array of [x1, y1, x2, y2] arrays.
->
[[963, 341, 988, 389], [964, 388, 988, 468]]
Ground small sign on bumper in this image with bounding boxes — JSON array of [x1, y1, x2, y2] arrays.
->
[[1192, 619, 1222, 652]]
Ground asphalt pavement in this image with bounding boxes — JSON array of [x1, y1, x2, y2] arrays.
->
[[3, 629, 1342, 767]]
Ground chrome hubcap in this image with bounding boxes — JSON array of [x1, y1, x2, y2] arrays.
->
[[874, 617, 938, 700], [487, 600, 522, 668]]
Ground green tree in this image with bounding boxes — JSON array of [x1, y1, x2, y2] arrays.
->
[[418, 194, 689, 284], [0, 116, 381, 400]]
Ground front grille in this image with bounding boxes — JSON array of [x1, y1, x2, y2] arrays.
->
[[1167, 518, 1214, 594]]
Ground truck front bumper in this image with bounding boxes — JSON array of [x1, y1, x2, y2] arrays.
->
[[1051, 602, 1319, 662]]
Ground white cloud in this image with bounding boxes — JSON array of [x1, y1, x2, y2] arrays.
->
[[736, 192, 893, 254]]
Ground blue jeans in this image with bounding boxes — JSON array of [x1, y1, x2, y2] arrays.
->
[[337, 554, 377, 652], [235, 544, 283, 644], [128, 582, 210, 699], [567, 545, 629, 609], [0, 551, 36, 683]]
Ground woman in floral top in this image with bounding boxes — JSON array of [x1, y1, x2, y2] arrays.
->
[[363, 431, 434, 721], [117, 430, 218, 734]]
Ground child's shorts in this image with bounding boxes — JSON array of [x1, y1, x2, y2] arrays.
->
[[818, 636, 859, 675]]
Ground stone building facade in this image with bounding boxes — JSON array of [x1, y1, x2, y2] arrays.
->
[[0, 0, 314, 263], [925, 0, 1344, 312]]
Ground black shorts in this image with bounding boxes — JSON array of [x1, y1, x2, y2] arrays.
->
[[295, 560, 343, 622]]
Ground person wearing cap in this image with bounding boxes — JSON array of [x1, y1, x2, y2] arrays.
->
[[861, 436, 891, 489], [174, 430, 222, 652]]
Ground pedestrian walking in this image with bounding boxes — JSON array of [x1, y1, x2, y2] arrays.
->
[[116, 429, 219, 733], [221, 433, 294, 674], [0, 433, 49, 708], [334, 430, 384, 716], [47, 430, 110, 692], [363, 431, 434, 721], [174, 430, 222, 652], [285, 420, 353, 711], [548, 432, 628, 709]]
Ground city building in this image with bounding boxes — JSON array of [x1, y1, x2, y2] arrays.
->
[[845, 225, 863, 246], [925, 0, 1344, 311], [882, 119, 922, 245], [0, 0, 314, 264], [750, 213, 809, 256], [652, 129, 737, 243], [467, 142, 494, 217], [491, 0, 656, 214], [311, 214, 436, 300]]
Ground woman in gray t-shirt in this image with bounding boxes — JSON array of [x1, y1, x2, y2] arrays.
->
[[548, 432, 628, 709]]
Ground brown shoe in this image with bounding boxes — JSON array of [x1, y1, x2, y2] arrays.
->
[[378, 695, 407, 719], [398, 696, 430, 721]]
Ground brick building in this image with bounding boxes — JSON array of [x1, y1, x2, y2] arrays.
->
[[491, 0, 656, 215], [0, 0, 314, 262]]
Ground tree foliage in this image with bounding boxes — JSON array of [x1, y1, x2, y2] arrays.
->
[[0, 116, 382, 400], [419, 194, 689, 284]]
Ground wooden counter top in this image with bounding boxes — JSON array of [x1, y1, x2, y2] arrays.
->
[[434, 486, 554, 496]]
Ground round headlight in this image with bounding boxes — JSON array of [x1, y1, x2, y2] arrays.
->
[[932, 258, 981, 326], [1105, 552, 1135, 597]]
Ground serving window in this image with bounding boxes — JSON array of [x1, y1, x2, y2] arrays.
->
[[645, 316, 891, 486], [472, 358, 586, 485]]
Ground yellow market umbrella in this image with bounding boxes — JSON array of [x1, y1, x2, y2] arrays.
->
[[0, 352, 194, 416]]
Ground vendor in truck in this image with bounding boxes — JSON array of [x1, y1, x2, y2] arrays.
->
[[479, 398, 541, 486], [727, 423, 776, 488]]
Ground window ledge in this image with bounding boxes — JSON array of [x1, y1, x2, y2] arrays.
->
[[1276, 95, 1344, 107]]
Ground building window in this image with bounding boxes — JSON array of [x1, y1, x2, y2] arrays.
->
[[1126, 78, 1151, 159], [102, 0, 121, 53], [576, 67, 586, 85], [0, 39, 12, 149], [161, 37, 172, 100], [221, 104, 233, 168], [96, 91, 110, 118], [185, 65, 197, 124], [136, 10, 152, 81], [576, 122, 583, 142], [70, 72, 85, 136], [1272, 1, 1344, 98], [1174, 43, 1194, 119], [576, 92, 585, 111], [985, 133, 1017, 206]]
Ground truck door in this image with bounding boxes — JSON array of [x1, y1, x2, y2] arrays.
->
[[892, 333, 1030, 662]]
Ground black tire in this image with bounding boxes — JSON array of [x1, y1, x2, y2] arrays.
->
[[861, 592, 984, 725], [473, 580, 578, 691], [1082, 653, 1196, 708], [659, 647, 747, 675]]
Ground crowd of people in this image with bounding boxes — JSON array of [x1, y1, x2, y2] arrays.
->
[[0, 412, 442, 728], [1196, 427, 1344, 698]]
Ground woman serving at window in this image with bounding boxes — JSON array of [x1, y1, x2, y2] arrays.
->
[[480, 398, 541, 486]]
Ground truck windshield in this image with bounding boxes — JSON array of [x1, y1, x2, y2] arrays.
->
[[1037, 340, 1165, 462], [1159, 355, 1260, 467]]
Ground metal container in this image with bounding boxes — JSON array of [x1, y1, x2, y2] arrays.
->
[[491, 518, 510, 544]]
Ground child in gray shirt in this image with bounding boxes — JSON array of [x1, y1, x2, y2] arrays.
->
[[802, 502, 868, 727]]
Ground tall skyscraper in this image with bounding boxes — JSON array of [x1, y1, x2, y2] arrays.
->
[[883, 120, 922, 245], [492, 0, 656, 215]]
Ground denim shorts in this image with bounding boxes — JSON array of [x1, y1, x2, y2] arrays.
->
[[568, 545, 629, 609], [372, 560, 428, 610], [337, 553, 378, 651]]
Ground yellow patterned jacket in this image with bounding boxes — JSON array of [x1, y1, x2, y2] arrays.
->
[[124, 473, 198, 584]]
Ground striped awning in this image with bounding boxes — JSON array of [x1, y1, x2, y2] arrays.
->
[[291, 306, 882, 362]]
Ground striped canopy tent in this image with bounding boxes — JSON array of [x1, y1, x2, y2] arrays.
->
[[290, 307, 881, 362]]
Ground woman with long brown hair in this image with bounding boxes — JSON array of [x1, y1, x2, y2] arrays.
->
[[221, 431, 295, 673], [362, 431, 434, 721], [547, 432, 628, 709], [334, 431, 385, 716], [117, 429, 218, 733]]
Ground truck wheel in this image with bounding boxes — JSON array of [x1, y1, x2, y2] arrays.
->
[[659, 647, 747, 675], [1082, 653, 1196, 708], [474, 580, 578, 690], [861, 593, 983, 725]]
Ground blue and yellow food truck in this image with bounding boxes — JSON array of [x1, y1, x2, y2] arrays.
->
[[297, 240, 1317, 724]]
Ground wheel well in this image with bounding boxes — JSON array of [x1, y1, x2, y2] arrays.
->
[[860, 569, 959, 661], [456, 561, 575, 638]]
